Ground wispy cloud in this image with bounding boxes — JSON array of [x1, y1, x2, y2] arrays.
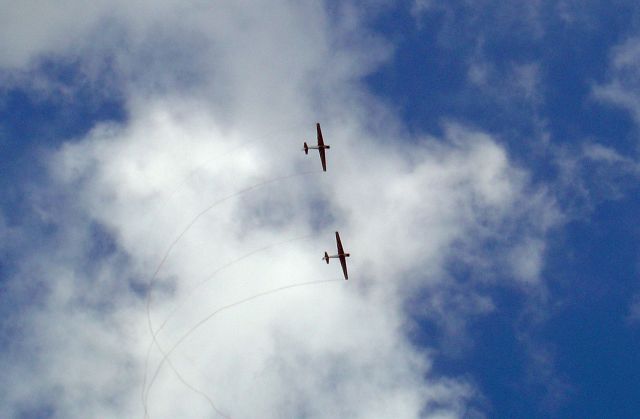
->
[[594, 36, 640, 126]]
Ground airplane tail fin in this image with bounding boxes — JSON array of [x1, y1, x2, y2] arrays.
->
[[303, 142, 308, 154], [324, 251, 329, 264]]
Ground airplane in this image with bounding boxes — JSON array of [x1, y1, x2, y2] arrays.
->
[[323, 231, 350, 280], [303, 123, 329, 171]]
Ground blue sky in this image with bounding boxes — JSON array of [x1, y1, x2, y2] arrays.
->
[[1, 1, 640, 418], [363, 2, 640, 417]]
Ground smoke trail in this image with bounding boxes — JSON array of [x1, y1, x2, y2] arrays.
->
[[141, 234, 313, 417], [157, 234, 313, 337], [160, 120, 310, 207], [144, 278, 341, 417], [147, 170, 318, 309], [142, 171, 319, 416]]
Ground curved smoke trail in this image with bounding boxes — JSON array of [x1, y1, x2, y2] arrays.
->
[[142, 170, 319, 417], [144, 278, 341, 417]]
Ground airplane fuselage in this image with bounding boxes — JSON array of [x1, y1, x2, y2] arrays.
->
[[323, 253, 350, 261], [307, 145, 330, 150]]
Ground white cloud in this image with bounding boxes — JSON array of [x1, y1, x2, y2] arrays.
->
[[0, 1, 558, 418], [629, 298, 640, 324], [594, 36, 640, 125], [553, 140, 640, 214], [466, 58, 544, 114], [410, 0, 546, 42], [411, 0, 439, 19]]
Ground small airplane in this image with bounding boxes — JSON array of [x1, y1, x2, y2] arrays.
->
[[303, 123, 329, 171], [323, 231, 350, 280]]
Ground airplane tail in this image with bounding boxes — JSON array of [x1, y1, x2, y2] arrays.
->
[[324, 251, 329, 264], [303, 142, 308, 154]]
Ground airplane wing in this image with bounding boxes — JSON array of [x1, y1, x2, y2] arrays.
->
[[335, 232, 348, 280], [319, 147, 327, 171], [339, 254, 349, 280], [316, 123, 324, 147], [317, 123, 326, 171], [335, 231, 344, 254]]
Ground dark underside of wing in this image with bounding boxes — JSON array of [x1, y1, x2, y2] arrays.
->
[[319, 147, 326, 171], [339, 255, 348, 280], [316, 123, 324, 147]]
